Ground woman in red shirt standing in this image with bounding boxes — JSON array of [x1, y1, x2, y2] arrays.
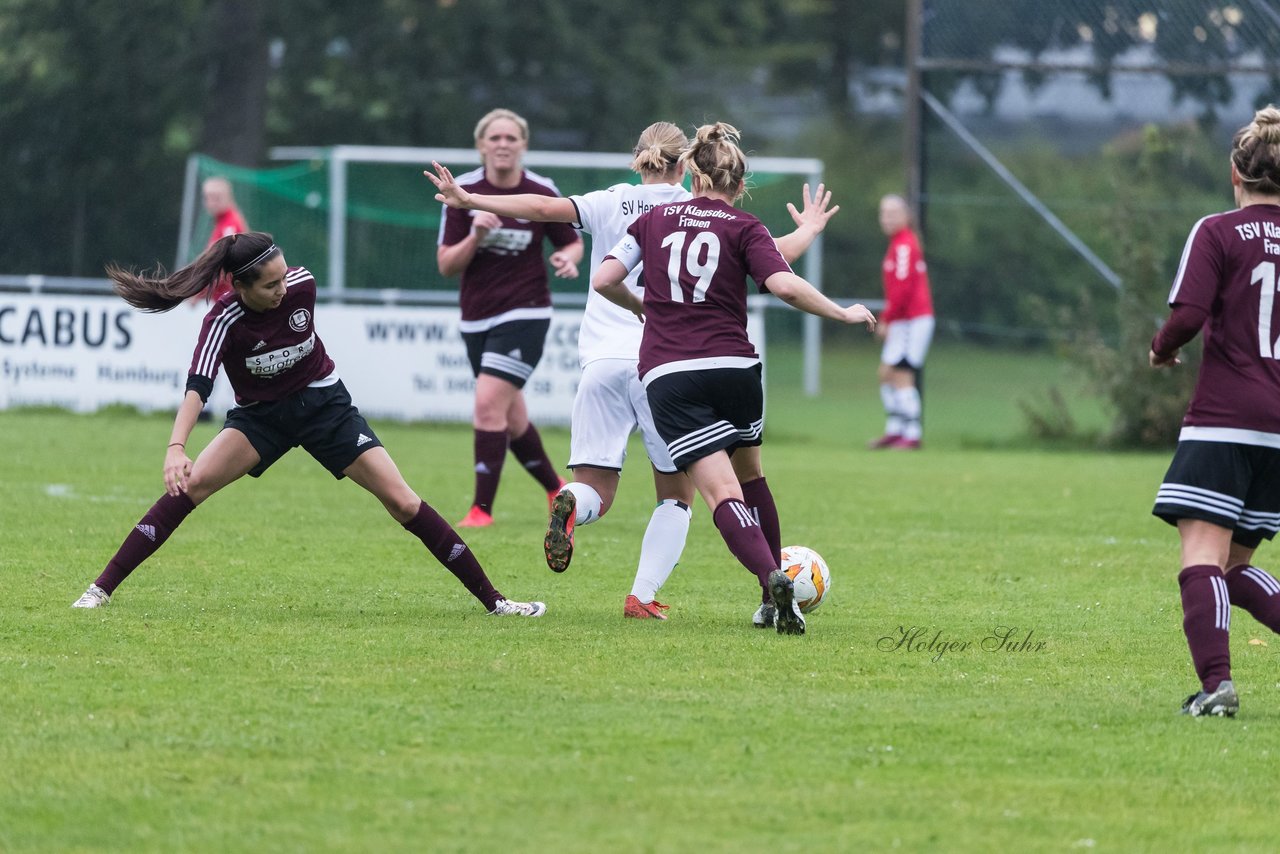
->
[[869, 194, 934, 450]]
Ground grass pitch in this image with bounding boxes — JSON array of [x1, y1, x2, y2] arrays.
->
[[2, 341, 1278, 852]]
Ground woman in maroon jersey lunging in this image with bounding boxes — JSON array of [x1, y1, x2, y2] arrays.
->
[[1150, 105, 1280, 716], [71, 231, 546, 618], [592, 123, 876, 635]]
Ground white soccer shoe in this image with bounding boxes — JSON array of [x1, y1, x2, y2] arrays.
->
[[752, 601, 776, 628], [71, 584, 110, 609], [488, 598, 547, 617]]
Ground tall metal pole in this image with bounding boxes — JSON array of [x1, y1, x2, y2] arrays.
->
[[904, 0, 925, 229]]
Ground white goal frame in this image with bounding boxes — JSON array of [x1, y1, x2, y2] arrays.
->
[[179, 145, 828, 395]]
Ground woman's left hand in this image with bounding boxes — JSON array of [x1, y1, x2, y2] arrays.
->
[[549, 251, 579, 279]]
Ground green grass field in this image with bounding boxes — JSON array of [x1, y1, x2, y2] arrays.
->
[[3, 341, 1277, 852]]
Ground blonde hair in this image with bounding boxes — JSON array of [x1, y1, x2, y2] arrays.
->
[[1232, 105, 1280, 196], [474, 108, 529, 144], [630, 122, 688, 175], [680, 122, 748, 201]]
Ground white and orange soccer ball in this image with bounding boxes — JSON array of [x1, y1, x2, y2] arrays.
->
[[779, 545, 831, 613]]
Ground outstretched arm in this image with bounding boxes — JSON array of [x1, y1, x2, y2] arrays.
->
[[764, 270, 875, 330], [425, 161, 577, 222], [773, 182, 840, 264]]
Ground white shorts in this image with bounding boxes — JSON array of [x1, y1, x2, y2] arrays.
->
[[880, 315, 935, 369], [568, 358, 677, 474]]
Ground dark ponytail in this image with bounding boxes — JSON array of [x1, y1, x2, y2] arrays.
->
[[108, 231, 280, 313]]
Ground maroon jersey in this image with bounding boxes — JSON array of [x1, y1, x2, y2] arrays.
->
[[189, 267, 336, 405], [1168, 204, 1280, 440], [438, 168, 580, 327], [607, 198, 792, 382]]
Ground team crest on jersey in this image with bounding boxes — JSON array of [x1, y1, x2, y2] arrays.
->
[[288, 308, 311, 332]]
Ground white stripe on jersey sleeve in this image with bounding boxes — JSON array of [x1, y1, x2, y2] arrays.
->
[[1167, 213, 1215, 304], [524, 168, 562, 196], [285, 267, 312, 288], [196, 304, 244, 379]]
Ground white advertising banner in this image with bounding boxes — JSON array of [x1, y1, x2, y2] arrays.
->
[[0, 292, 763, 423]]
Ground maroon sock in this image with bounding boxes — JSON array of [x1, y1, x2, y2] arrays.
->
[[712, 498, 778, 599], [741, 476, 781, 560], [95, 492, 196, 595], [472, 429, 508, 513], [1225, 564, 1280, 633], [1178, 564, 1232, 692], [403, 501, 501, 610], [508, 424, 563, 492]]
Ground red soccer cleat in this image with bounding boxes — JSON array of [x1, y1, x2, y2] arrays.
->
[[890, 437, 922, 450], [456, 505, 494, 528], [623, 594, 669, 620], [868, 434, 901, 449]]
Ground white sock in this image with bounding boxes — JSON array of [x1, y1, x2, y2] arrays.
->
[[897, 386, 922, 441], [881, 383, 903, 436], [630, 499, 692, 602], [563, 481, 603, 526]]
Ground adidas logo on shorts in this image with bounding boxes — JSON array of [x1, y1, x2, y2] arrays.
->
[[356, 433, 373, 446], [448, 543, 467, 562], [135, 523, 157, 542]]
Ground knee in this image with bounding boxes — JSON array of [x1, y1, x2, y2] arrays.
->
[[389, 494, 422, 523]]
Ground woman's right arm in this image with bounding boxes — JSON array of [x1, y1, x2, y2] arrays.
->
[[426, 161, 577, 223], [437, 211, 504, 277], [164, 390, 204, 496]]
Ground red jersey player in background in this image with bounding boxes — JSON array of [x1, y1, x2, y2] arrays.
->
[[71, 231, 546, 618], [437, 108, 584, 528], [869, 194, 934, 450], [201, 176, 249, 302], [1149, 105, 1280, 717], [592, 122, 875, 635]]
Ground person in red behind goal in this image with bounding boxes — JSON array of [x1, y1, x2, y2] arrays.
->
[[869, 194, 934, 451], [71, 231, 546, 618]]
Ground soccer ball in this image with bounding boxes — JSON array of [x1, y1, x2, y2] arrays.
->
[[779, 545, 831, 613]]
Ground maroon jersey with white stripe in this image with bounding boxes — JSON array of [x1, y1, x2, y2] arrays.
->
[[607, 198, 792, 381], [438, 168, 581, 323], [189, 267, 335, 404], [1169, 204, 1280, 438]]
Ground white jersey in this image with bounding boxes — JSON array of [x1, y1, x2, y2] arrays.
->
[[569, 181, 691, 367]]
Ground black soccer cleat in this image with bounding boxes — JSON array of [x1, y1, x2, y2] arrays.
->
[[768, 570, 805, 636]]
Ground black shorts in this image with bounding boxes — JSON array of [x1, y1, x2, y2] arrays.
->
[[223, 380, 383, 480], [1153, 440, 1280, 548], [646, 365, 764, 471], [461, 318, 550, 388]]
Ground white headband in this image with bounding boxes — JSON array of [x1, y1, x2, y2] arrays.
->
[[230, 244, 278, 278]]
